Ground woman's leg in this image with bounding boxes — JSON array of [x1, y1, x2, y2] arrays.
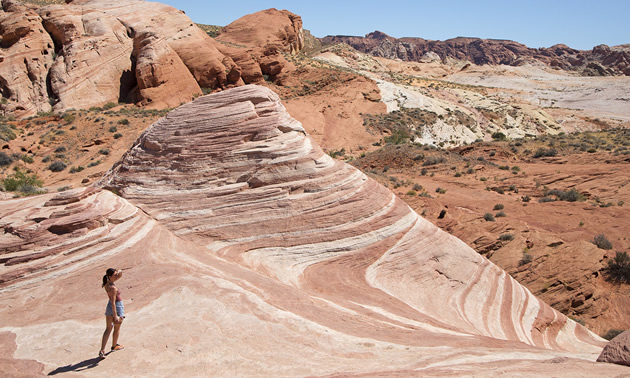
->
[[112, 318, 123, 348], [101, 316, 113, 352]]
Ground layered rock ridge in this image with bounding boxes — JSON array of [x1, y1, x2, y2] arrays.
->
[[99, 85, 604, 354], [322, 31, 630, 76]]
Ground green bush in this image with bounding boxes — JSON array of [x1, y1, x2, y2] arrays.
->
[[519, 251, 533, 266], [384, 129, 410, 145], [0, 122, 17, 142], [493, 203, 504, 210], [2, 168, 44, 194], [499, 233, 514, 241], [423, 156, 446, 166], [118, 119, 129, 125], [54, 146, 66, 153], [48, 161, 67, 172], [483, 213, 495, 222], [602, 329, 625, 340], [605, 251, 630, 283], [69, 166, 85, 174], [492, 132, 507, 141], [435, 187, 446, 194], [113, 133, 123, 139], [98, 148, 110, 156], [109, 126, 118, 133], [533, 148, 558, 158], [62, 112, 76, 124], [495, 211, 506, 217], [593, 234, 613, 250], [0, 151, 13, 166], [545, 188, 584, 202]]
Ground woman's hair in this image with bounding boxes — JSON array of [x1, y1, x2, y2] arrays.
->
[[102, 268, 117, 287]]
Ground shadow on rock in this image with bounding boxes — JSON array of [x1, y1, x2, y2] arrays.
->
[[48, 356, 105, 375]]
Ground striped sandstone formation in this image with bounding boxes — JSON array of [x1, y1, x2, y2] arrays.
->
[[1, 85, 627, 375]]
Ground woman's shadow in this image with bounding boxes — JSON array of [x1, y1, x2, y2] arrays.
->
[[47, 353, 109, 375]]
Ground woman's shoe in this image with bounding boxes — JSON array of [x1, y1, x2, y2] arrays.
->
[[99, 350, 106, 358], [111, 344, 125, 351]]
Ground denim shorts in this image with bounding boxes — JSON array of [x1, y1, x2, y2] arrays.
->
[[105, 301, 125, 318]]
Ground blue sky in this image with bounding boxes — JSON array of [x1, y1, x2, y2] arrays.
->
[[158, 0, 628, 50]]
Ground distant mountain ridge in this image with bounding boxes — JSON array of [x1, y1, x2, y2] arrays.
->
[[322, 31, 630, 76]]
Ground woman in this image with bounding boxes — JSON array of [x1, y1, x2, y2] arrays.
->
[[99, 268, 125, 358]]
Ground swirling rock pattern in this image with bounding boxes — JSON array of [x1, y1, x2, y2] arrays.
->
[[1, 85, 627, 375]]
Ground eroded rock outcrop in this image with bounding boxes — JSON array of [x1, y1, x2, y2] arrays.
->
[[0, 0, 54, 116], [217, 8, 304, 54], [0, 1, 304, 118], [597, 331, 630, 366]]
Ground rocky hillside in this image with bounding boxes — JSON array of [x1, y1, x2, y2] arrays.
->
[[2, 86, 628, 376], [0, 0, 302, 118], [322, 31, 630, 76]]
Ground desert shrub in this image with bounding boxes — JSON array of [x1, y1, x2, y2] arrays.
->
[[2, 168, 44, 194], [412, 183, 423, 191], [118, 119, 129, 125], [521, 195, 531, 202], [384, 129, 410, 145], [98, 148, 110, 156], [533, 148, 557, 158], [113, 133, 123, 139], [519, 251, 533, 266], [0, 122, 17, 142], [493, 203, 504, 210], [499, 233, 514, 241], [498, 165, 510, 170], [545, 188, 584, 202], [88, 160, 101, 167], [602, 329, 625, 341], [413, 154, 424, 161], [592, 234, 613, 250], [511, 166, 521, 172], [0, 151, 13, 166], [435, 187, 446, 194], [605, 251, 630, 283], [483, 213, 495, 222], [69, 166, 84, 174], [420, 168, 427, 176], [492, 132, 506, 141], [54, 146, 66, 153], [62, 112, 76, 124], [109, 126, 118, 133], [480, 177, 488, 181], [406, 190, 417, 196], [48, 161, 67, 172], [423, 156, 446, 166], [103, 102, 117, 110], [495, 211, 506, 217], [20, 154, 34, 164], [42, 155, 51, 163], [538, 196, 555, 203]]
